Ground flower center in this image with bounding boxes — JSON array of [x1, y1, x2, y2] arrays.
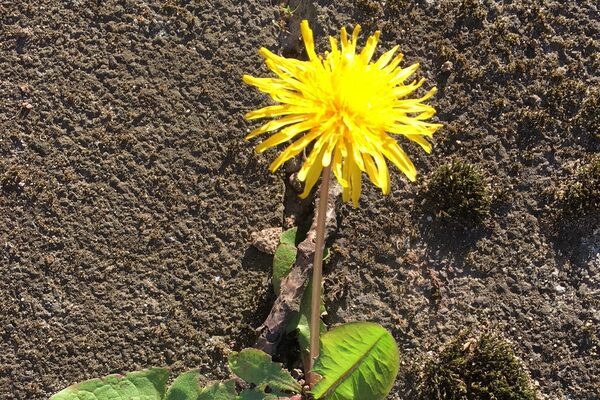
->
[[326, 64, 390, 131]]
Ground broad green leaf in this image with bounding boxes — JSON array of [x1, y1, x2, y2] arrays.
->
[[311, 322, 399, 400], [165, 369, 204, 400], [50, 368, 169, 400], [272, 228, 330, 295], [198, 380, 238, 400], [228, 349, 301, 394], [272, 228, 300, 295], [287, 277, 327, 359], [237, 389, 267, 400], [272, 241, 297, 295], [237, 389, 283, 399], [279, 227, 300, 246]]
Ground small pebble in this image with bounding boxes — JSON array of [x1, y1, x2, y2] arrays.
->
[[554, 284, 566, 294], [285, 156, 302, 174], [165, 236, 176, 243], [4, 323, 15, 333], [525, 94, 542, 107], [251, 227, 282, 255], [441, 61, 453, 73], [289, 172, 303, 193]]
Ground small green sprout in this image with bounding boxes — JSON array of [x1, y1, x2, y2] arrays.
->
[[279, 3, 300, 16]]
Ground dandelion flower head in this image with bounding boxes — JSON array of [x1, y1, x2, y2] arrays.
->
[[243, 20, 442, 206]]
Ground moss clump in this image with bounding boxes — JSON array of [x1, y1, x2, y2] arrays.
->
[[459, 0, 488, 24], [353, 0, 383, 15], [423, 162, 490, 226], [559, 157, 600, 218], [573, 87, 600, 140], [419, 332, 538, 400], [545, 77, 588, 123]]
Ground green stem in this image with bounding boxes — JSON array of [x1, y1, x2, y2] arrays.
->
[[308, 165, 331, 387]]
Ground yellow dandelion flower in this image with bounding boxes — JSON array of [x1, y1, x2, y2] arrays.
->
[[243, 20, 442, 206]]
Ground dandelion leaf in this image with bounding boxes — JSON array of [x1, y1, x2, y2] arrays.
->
[[272, 227, 302, 295], [50, 368, 169, 400], [165, 369, 205, 400], [238, 388, 289, 399], [197, 380, 237, 400], [311, 322, 399, 400], [228, 349, 301, 394]]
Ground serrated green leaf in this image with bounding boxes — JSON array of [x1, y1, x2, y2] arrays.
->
[[237, 389, 283, 400], [272, 242, 297, 295], [237, 389, 266, 400], [279, 227, 299, 246], [50, 368, 169, 400], [272, 227, 330, 295], [165, 369, 204, 400], [228, 349, 301, 394], [311, 322, 399, 400], [287, 277, 326, 359], [198, 380, 238, 400]]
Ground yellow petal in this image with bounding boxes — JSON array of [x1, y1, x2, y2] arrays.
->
[[373, 151, 390, 194], [340, 26, 349, 50], [392, 78, 425, 98], [329, 36, 339, 56], [350, 141, 365, 172], [382, 52, 405, 74], [331, 146, 349, 188], [363, 152, 380, 187], [351, 24, 361, 50], [360, 31, 380, 64], [245, 115, 307, 140], [405, 134, 433, 153], [342, 150, 354, 203], [342, 186, 351, 203], [419, 86, 438, 102], [297, 135, 327, 181], [255, 119, 316, 153], [321, 133, 340, 167], [268, 128, 323, 172], [300, 20, 318, 61], [392, 117, 442, 134], [382, 139, 417, 181], [375, 46, 400, 69], [350, 156, 362, 207], [391, 63, 420, 85], [245, 104, 304, 120], [415, 109, 436, 120], [243, 75, 290, 93], [299, 145, 326, 198], [259, 48, 302, 73]]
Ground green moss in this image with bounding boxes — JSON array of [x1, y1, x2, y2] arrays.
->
[[459, 0, 488, 24], [419, 332, 538, 400], [545, 77, 588, 121], [353, 0, 383, 15], [353, 0, 412, 30], [559, 157, 600, 218], [502, 32, 521, 46], [423, 162, 490, 226], [573, 86, 600, 140]]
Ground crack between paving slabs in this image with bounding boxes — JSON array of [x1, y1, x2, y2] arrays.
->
[[255, 178, 341, 355]]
